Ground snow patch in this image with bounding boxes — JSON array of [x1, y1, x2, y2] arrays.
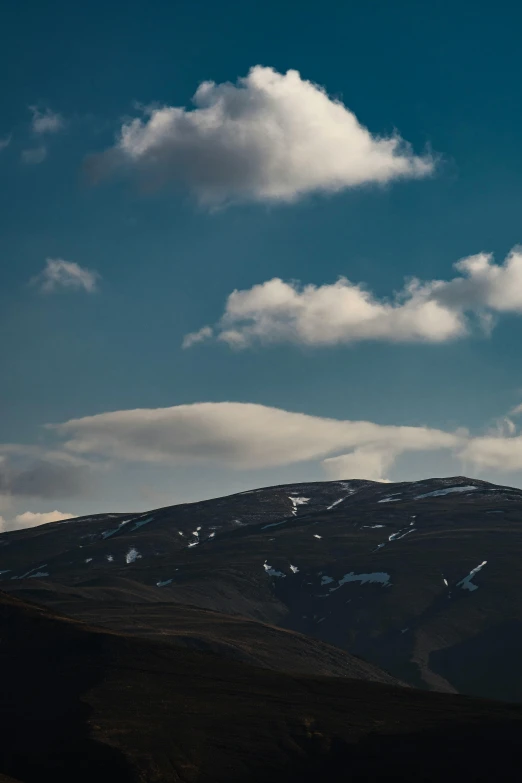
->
[[125, 547, 142, 564], [330, 571, 391, 590], [290, 564, 299, 574], [27, 571, 49, 578], [106, 555, 114, 562], [326, 497, 345, 510], [263, 560, 286, 578], [337, 482, 358, 494], [84, 558, 93, 563], [378, 494, 401, 503], [415, 485, 477, 499], [132, 516, 153, 531], [156, 579, 173, 587], [363, 524, 385, 528], [262, 520, 288, 529], [457, 560, 487, 592], [313, 534, 322, 539], [11, 565, 48, 580], [388, 528, 416, 542], [101, 519, 132, 539], [320, 575, 334, 585], [289, 496, 309, 515]]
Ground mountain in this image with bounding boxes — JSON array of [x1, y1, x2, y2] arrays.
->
[[2, 475, 522, 701], [2, 590, 522, 783]]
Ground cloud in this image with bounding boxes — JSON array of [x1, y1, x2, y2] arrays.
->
[[0, 135, 11, 151], [459, 434, 522, 471], [0, 445, 92, 502], [0, 509, 73, 534], [11, 400, 522, 490], [87, 65, 434, 206], [323, 447, 400, 482], [182, 326, 213, 349], [183, 246, 522, 349], [29, 106, 64, 135], [21, 146, 47, 165], [31, 258, 100, 293], [50, 402, 462, 482]]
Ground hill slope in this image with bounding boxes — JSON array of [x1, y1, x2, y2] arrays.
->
[[2, 591, 522, 783], [2, 475, 522, 700]]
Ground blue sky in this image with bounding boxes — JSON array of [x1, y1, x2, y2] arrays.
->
[[3, 0, 522, 528]]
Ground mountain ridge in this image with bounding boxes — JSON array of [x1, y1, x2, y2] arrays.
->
[[2, 475, 522, 700]]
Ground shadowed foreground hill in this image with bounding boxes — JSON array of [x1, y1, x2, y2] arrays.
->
[[1, 591, 522, 783]]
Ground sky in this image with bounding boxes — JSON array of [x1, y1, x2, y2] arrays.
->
[[3, 0, 522, 530]]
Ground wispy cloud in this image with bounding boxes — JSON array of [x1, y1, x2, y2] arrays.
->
[[21, 146, 47, 165], [182, 326, 213, 349], [0, 134, 11, 151], [87, 65, 434, 207], [31, 258, 100, 293], [29, 106, 64, 135], [183, 246, 522, 349]]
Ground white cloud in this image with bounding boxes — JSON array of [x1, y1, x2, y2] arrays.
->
[[184, 247, 522, 349], [30, 106, 64, 135], [21, 146, 47, 165], [459, 434, 522, 471], [0, 135, 11, 151], [10, 401, 522, 493], [31, 258, 100, 293], [50, 402, 462, 481], [0, 509, 73, 533], [323, 447, 400, 482], [182, 326, 213, 349], [87, 65, 434, 206]]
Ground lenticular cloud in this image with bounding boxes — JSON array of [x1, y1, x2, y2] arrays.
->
[[87, 66, 434, 206]]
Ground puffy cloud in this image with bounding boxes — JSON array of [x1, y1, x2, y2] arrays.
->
[[0, 135, 11, 151], [21, 146, 47, 165], [29, 106, 64, 135], [50, 402, 461, 480], [184, 247, 522, 349], [0, 509, 73, 533], [31, 258, 100, 293], [87, 65, 434, 207]]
